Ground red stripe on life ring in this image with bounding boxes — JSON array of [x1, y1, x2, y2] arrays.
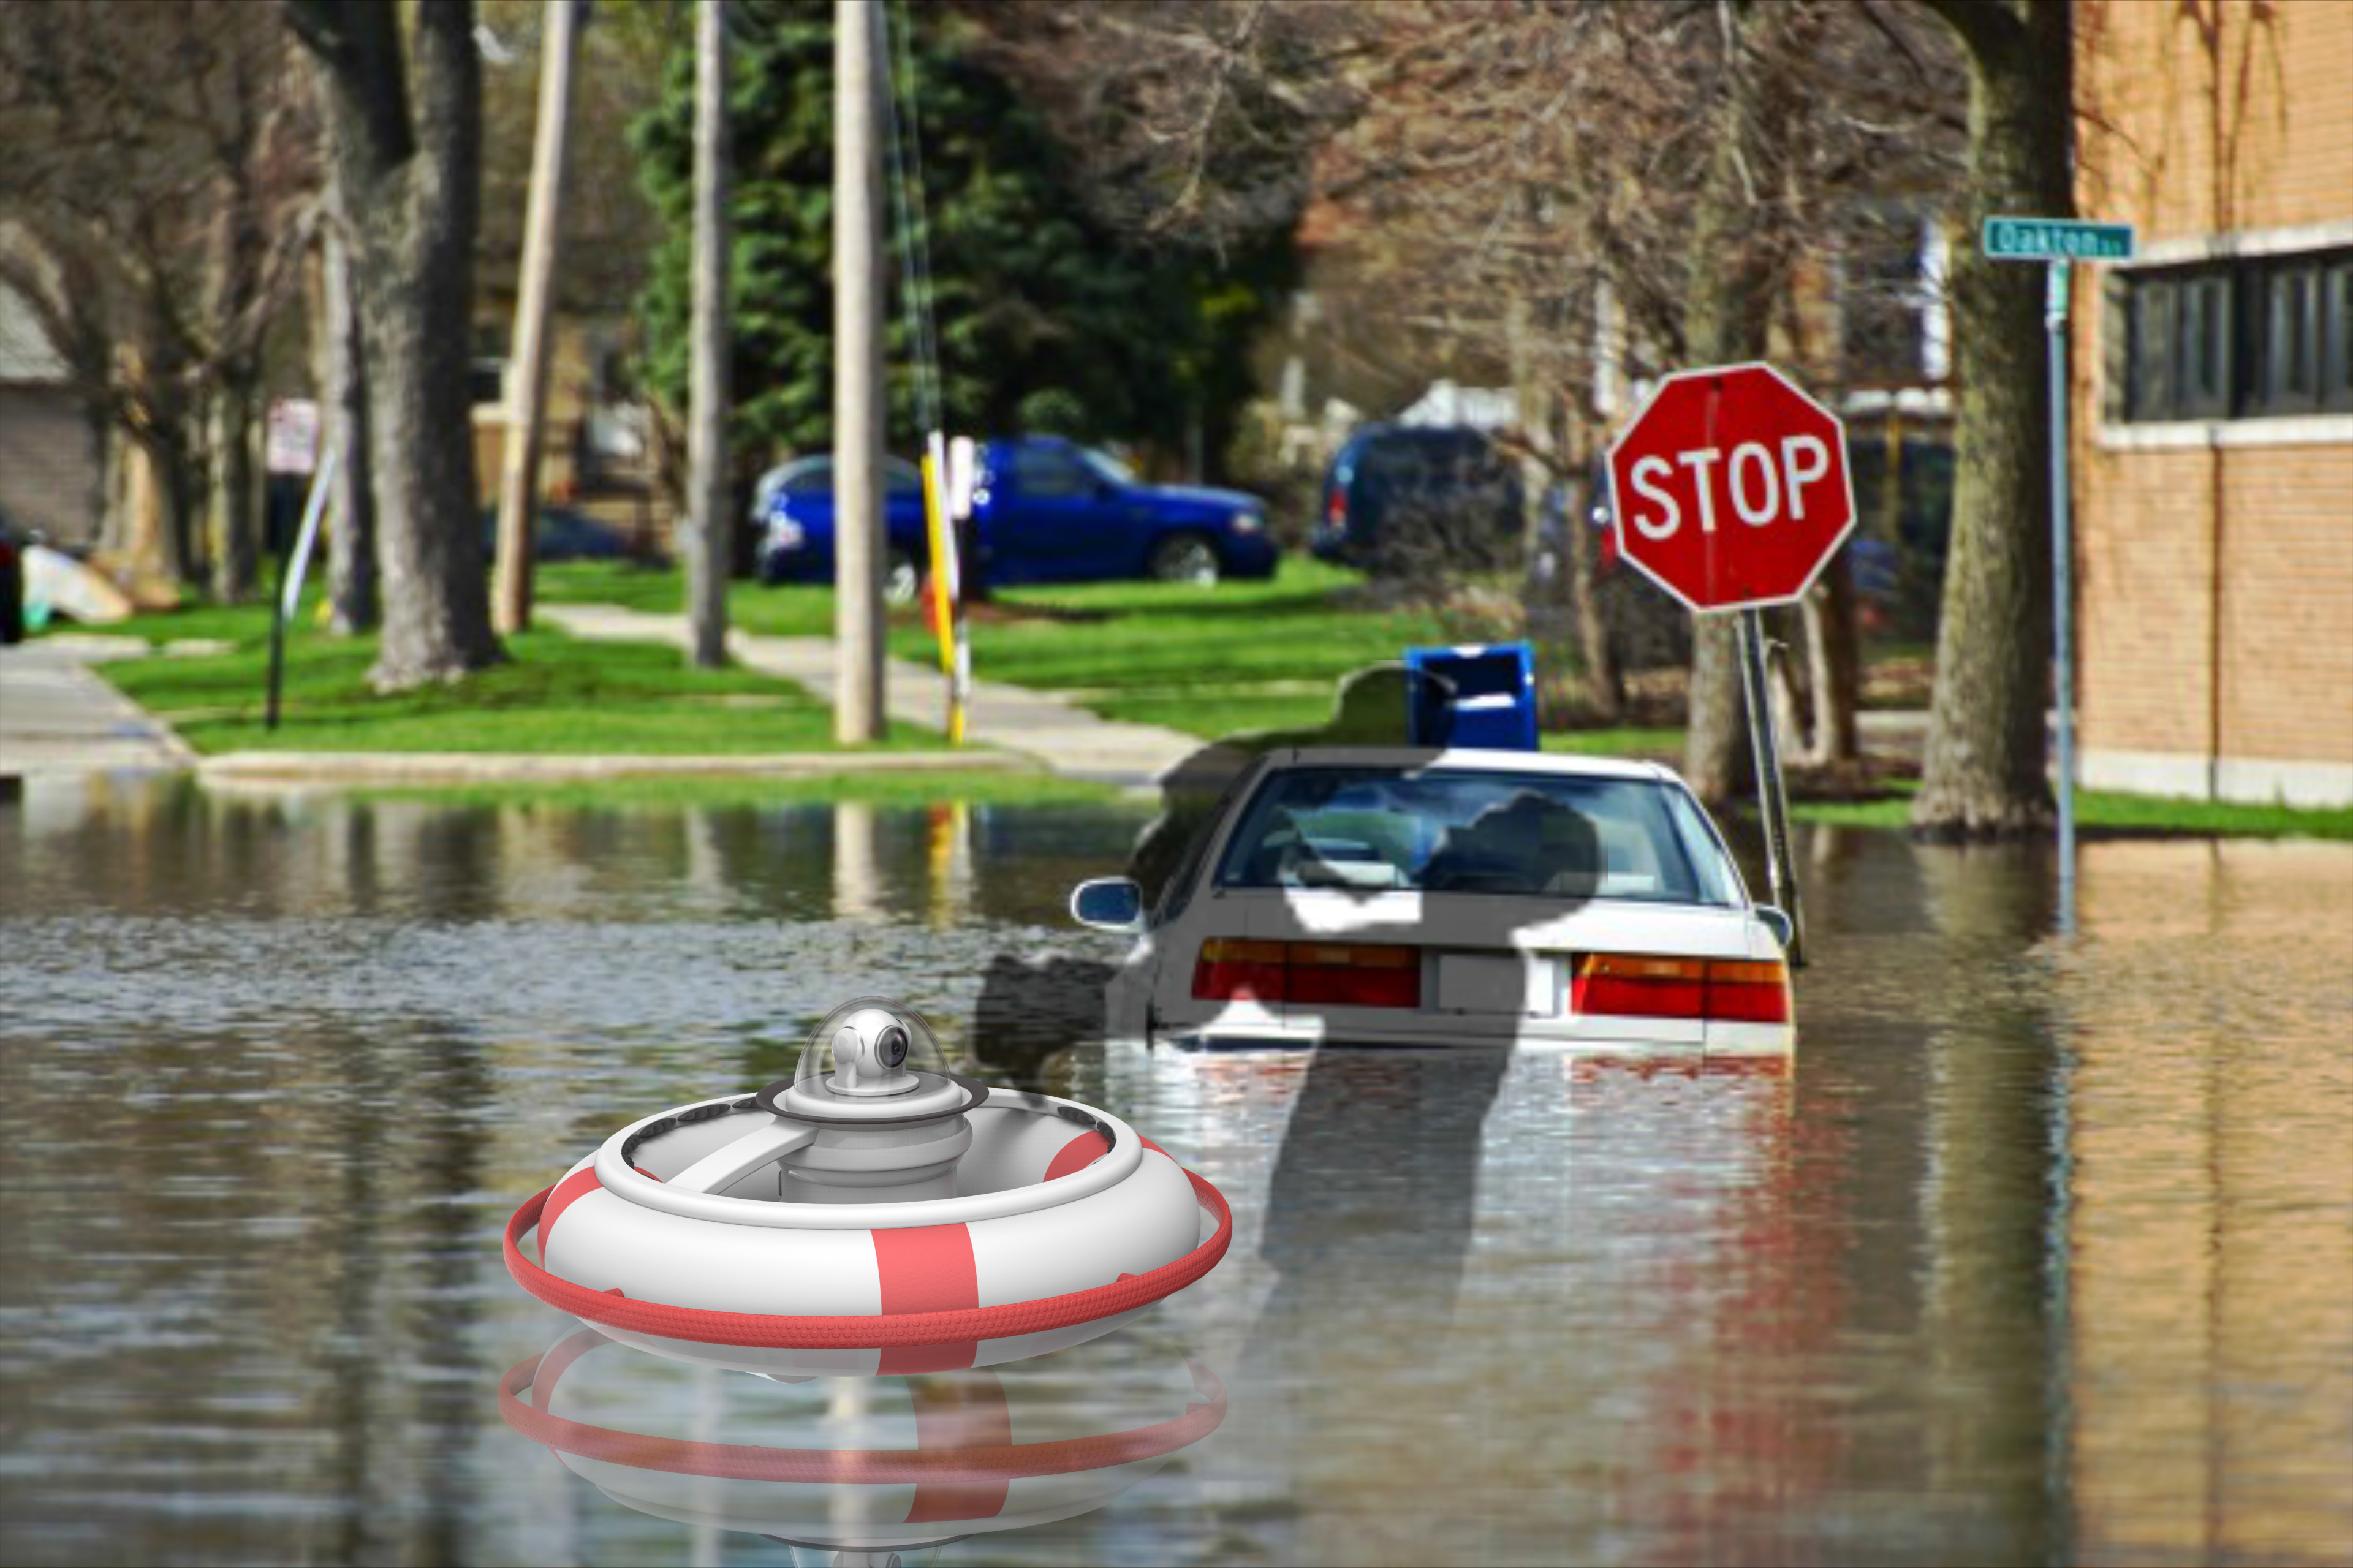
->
[[497, 1335, 1228, 1485], [502, 1170, 1233, 1350], [537, 1167, 602, 1255], [904, 1374, 1014, 1522], [873, 1225, 980, 1375], [1044, 1130, 1111, 1181]]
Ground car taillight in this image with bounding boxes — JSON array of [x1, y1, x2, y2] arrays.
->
[[1324, 488, 1346, 529], [1193, 939, 1420, 1009], [1571, 954, 1789, 1024], [1192, 939, 1287, 1003]]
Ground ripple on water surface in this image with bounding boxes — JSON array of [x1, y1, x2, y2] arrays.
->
[[1, 779, 2348, 1566]]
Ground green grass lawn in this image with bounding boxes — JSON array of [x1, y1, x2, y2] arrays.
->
[[1792, 782, 2353, 842], [542, 558, 1465, 741], [1542, 726, 1686, 759], [84, 597, 940, 756]]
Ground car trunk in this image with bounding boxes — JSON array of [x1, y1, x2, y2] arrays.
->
[[1210, 887, 1764, 1045]]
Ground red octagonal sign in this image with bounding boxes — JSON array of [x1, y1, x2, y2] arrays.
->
[[1606, 362, 1856, 612]]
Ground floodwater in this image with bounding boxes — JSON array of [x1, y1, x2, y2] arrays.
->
[[1, 773, 2349, 1567]]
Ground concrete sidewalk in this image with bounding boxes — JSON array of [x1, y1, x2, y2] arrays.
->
[[539, 604, 1202, 786], [0, 637, 194, 775]]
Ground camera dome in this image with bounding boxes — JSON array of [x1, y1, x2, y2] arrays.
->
[[776, 997, 971, 1121]]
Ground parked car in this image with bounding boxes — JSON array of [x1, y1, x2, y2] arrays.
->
[[1070, 746, 1795, 1056], [752, 454, 930, 599], [752, 436, 1278, 599], [480, 505, 637, 567], [0, 512, 26, 645], [1311, 424, 1523, 577]]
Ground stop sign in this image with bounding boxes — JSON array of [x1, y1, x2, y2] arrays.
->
[[1605, 362, 1856, 612]]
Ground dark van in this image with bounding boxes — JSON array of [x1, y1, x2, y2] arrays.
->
[[1311, 423, 1522, 577]]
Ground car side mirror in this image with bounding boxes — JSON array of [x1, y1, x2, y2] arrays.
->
[[1754, 904, 1795, 953], [1070, 877, 1146, 933]]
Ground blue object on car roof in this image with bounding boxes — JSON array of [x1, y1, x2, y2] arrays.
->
[[1403, 642, 1539, 752]]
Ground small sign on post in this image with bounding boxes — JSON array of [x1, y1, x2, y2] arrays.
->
[[1982, 217, 2135, 263], [1982, 214, 2135, 936], [1606, 362, 1857, 966]]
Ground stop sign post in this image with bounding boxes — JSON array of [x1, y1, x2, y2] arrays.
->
[[1607, 362, 1855, 965]]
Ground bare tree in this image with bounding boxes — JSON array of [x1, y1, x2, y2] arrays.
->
[[1906, 0, 2071, 837], [991, 1, 1960, 798], [286, 0, 502, 689], [0, 1, 319, 598], [313, 191, 377, 633]]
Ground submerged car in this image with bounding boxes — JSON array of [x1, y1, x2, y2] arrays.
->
[[1071, 748, 1794, 1056]]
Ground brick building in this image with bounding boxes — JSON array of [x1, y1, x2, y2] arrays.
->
[[2074, 0, 2353, 806]]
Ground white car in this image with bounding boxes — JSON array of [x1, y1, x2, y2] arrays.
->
[[1070, 746, 1795, 1056]]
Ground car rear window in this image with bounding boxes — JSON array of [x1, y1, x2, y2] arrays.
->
[[1212, 766, 1734, 906]]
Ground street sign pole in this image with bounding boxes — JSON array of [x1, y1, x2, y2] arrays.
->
[[2047, 260, 2077, 934], [1984, 217, 2133, 935], [1737, 607, 1803, 965]]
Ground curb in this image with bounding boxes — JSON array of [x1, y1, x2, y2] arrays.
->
[[195, 749, 1033, 786]]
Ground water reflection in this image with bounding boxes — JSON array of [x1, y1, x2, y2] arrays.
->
[[496, 1327, 1223, 1566], [1, 778, 2349, 1565]]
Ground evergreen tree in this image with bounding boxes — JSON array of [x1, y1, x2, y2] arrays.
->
[[634, 0, 1288, 468]]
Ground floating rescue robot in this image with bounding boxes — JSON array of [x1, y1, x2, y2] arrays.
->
[[504, 999, 1232, 1377]]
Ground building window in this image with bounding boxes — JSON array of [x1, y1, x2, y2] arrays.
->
[[2119, 246, 2353, 422]]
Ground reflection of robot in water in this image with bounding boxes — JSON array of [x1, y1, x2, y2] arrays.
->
[[499, 1327, 1224, 1566]]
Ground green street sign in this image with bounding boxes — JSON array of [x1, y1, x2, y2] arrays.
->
[[1982, 216, 2136, 262]]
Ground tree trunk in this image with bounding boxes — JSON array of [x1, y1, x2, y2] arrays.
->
[[1564, 465, 1623, 724], [686, 0, 731, 670], [290, 0, 499, 689], [205, 383, 260, 602], [1678, 57, 1776, 803], [1807, 553, 1863, 764], [492, 0, 585, 637], [1911, 0, 2071, 836], [318, 214, 377, 634]]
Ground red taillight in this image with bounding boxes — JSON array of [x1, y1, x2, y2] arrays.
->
[[1571, 954, 1789, 1024], [1324, 488, 1347, 528], [1193, 939, 1420, 1009], [1702, 959, 1793, 1023], [1192, 939, 1287, 1003]]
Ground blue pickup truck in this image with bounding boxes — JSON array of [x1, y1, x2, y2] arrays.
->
[[752, 436, 1277, 599]]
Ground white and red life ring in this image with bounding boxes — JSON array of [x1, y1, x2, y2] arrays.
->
[[504, 1089, 1232, 1376], [499, 1326, 1226, 1551]]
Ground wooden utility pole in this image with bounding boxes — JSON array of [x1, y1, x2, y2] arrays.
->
[[493, 0, 584, 635], [833, 0, 886, 740], [686, 0, 731, 668]]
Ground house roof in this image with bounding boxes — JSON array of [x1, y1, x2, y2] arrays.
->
[[0, 280, 67, 384]]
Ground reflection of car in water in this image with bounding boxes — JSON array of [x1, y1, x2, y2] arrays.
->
[[1073, 746, 1794, 1056], [499, 1326, 1224, 1559]]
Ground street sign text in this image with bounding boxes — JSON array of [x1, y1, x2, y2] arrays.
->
[[1982, 216, 2136, 262]]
